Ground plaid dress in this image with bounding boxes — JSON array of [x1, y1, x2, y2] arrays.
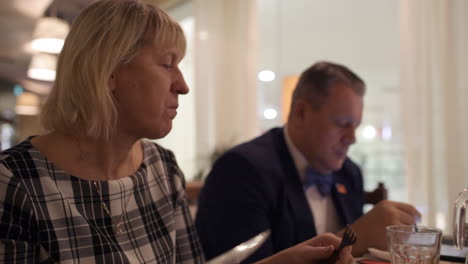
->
[[0, 138, 204, 263]]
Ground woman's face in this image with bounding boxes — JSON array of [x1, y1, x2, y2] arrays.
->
[[111, 40, 188, 140]]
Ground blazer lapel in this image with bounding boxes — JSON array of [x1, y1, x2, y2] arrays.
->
[[331, 172, 353, 226], [274, 128, 317, 241]]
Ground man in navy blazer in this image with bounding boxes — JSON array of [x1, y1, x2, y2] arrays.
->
[[195, 62, 420, 263]]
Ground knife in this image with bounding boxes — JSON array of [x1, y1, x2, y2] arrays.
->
[[206, 229, 271, 264]]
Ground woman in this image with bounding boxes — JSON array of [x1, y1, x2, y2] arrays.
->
[[0, 0, 353, 263]]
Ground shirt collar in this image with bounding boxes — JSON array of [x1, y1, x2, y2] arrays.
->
[[283, 125, 308, 182]]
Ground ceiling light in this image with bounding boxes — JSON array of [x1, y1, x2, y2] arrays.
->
[[258, 70, 275, 82], [15, 92, 40, 116], [32, 38, 65, 54], [263, 108, 278, 120], [27, 53, 57, 82], [362, 125, 377, 140], [32, 17, 69, 54], [382, 124, 392, 141]]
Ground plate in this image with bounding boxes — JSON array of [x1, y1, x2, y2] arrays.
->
[[206, 230, 271, 264]]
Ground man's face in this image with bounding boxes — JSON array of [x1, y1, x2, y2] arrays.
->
[[300, 83, 363, 174]]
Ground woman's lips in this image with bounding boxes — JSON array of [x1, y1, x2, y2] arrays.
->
[[168, 105, 178, 118]]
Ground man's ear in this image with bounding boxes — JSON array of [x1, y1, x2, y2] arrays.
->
[[291, 99, 308, 121]]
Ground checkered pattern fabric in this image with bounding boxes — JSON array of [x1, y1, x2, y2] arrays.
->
[[0, 138, 204, 263]]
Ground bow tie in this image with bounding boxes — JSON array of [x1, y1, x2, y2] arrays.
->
[[304, 166, 335, 197]]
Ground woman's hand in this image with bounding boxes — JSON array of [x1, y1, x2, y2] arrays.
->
[[256, 233, 353, 264]]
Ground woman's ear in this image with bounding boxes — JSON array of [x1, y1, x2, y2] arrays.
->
[[109, 74, 116, 92]]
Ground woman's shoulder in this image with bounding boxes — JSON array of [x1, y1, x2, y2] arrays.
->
[[0, 137, 37, 170], [0, 137, 42, 191]]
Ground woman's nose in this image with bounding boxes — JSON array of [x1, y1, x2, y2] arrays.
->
[[173, 69, 189, 94]]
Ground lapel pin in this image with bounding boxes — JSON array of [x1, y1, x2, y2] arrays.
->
[[336, 183, 348, 194]]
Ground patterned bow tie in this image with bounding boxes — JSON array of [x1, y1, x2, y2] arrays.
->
[[304, 166, 335, 197]]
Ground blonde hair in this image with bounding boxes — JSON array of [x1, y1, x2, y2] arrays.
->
[[41, 0, 186, 139]]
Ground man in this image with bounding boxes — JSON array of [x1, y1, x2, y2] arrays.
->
[[195, 61, 421, 263]]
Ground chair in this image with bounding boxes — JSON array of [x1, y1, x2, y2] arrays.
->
[[186, 181, 203, 218], [186, 181, 203, 205], [364, 182, 388, 205]]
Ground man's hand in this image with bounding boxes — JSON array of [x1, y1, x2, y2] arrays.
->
[[339, 200, 421, 256], [256, 233, 353, 264]]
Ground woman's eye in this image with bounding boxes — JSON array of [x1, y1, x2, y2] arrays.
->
[[162, 64, 172, 69]]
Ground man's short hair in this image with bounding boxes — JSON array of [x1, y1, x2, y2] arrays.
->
[[290, 61, 365, 113], [41, 0, 186, 139]]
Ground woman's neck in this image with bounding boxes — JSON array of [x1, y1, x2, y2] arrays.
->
[[31, 132, 143, 181]]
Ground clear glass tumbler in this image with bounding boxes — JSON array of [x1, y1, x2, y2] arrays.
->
[[386, 225, 442, 264]]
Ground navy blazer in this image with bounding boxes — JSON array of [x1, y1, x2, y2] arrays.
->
[[195, 128, 364, 263]]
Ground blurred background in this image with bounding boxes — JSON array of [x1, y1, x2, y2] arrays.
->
[[0, 0, 466, 236]]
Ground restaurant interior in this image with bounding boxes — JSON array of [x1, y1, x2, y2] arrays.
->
[[0, 0, 467, 247]]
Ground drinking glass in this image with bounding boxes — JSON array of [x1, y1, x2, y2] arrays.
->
[[387, 225, 442, 264]]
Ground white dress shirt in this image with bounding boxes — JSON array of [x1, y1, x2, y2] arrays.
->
[[283, 126, 341, 235]]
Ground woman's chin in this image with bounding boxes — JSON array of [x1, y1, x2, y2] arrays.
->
[[150, 124, 172, 139]]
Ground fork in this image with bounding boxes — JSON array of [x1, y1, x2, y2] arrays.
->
[[323, 226, 357, 264]]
